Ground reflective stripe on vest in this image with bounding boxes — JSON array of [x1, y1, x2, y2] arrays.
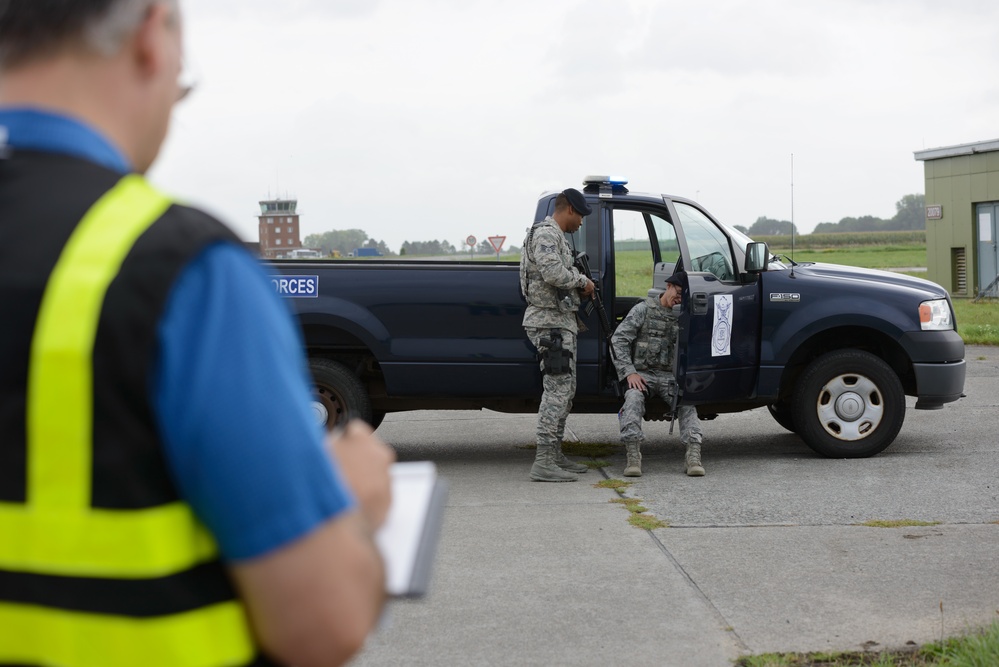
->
[[0, 175, 257, 667]]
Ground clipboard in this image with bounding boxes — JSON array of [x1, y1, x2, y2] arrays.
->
[[374, 461, 448, 598]]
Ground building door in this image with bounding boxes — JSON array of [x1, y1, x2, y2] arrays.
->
[[977, 203, 999, 297]]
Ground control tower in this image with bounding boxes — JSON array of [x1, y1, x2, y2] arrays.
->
[[257, 197, 302, 259]]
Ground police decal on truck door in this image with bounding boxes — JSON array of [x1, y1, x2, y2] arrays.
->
[[666, 200, 761, 404]]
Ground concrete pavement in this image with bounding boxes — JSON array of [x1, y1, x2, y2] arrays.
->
[[351, 346, 999, 666]]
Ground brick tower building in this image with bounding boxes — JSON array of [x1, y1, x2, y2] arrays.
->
[[257, 197, 302, 259]]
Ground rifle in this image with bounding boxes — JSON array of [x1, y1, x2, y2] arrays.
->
[[668, 305, 684, 434], [573, 251, 619, 396]]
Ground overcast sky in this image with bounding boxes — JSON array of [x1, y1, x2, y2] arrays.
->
[[150, 0, 999, 252]]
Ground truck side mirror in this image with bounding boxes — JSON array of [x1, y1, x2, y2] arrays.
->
[[744, 242, 769, 273]]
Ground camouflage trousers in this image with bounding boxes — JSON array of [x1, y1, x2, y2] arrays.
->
[[618, 369, 703, 446], [525, 327, 577, 447]]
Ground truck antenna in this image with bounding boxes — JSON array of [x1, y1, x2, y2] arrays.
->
[[789, 153, 796, 278]]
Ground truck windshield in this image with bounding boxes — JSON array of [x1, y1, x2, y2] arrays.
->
[[673, 202, 736, 281], [717, 219, 788, 271]]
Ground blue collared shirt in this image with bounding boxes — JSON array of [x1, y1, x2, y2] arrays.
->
[[0, 108, 352, 560], [0, 107, 130, 172]]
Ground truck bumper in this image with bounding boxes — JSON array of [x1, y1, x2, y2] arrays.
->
[[912, 360, 966, 409], [899, 330, 966, 410]]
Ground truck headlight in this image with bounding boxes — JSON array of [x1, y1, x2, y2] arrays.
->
[[919, 299, 953, 331]]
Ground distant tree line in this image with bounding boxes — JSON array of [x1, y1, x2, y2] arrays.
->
[[733, 194, 925, 236], [400, 239, 456, 256], [401, 239, 520, 256], [301, 229, 520, 257], [302, 229, 393, 256]]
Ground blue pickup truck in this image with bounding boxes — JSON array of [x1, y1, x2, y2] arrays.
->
[[268, 176, 965, 458]]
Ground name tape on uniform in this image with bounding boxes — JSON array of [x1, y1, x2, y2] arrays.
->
[[273, 275, 319, 298]]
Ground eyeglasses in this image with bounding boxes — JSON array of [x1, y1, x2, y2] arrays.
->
[[176, 82, 194, 102], [176, 58, 198, 103], [159, 3, 196, 103]]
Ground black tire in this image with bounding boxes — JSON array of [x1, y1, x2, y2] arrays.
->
[[792, 349, 905, 458], [309, 358, 373, 431], [767, 402, 796, 432], [369, 411, 387, 430]]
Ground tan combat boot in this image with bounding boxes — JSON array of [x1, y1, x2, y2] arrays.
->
[[684, 442, 705, 477], [530, 444, 579, 482], [623, 441, 642, 477]]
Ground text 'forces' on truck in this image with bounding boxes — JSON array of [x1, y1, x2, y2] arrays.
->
[[268, 175, 966, 459]]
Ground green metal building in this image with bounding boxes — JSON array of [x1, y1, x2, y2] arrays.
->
[[914, 138, 999, 298]]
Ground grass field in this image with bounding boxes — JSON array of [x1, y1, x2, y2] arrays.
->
[[738, 619, 999, 666], [952, 299, 999, 345], [769, 245, 928, 269], [755, 230, 926, 249]]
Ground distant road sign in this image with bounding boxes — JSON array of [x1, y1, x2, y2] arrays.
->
[[488, 236, 506, 253], [466, 235, 477, 247]]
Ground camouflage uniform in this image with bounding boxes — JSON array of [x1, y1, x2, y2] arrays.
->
[[611, 296, 704, 476], [520, 217, 590, 481]]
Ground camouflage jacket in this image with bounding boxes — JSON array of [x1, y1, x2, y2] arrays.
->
[[611, 296, 679, 379], [519, 217, 587, 332]]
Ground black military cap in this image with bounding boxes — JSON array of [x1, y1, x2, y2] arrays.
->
[[561, 188, 592, 216], [665, 271, 686, 287]]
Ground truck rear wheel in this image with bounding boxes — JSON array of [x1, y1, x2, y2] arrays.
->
[[793, 349, 905, 458], [309, 358, 373, 431]]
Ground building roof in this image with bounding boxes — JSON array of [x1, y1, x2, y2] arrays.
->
[[914, 138, 999, 162]]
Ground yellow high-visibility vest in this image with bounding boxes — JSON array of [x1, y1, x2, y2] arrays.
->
[[0, 175, 259, 667]]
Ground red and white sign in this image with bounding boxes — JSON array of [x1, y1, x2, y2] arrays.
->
[[466, 235, 477, 247], [487, 235, 506, 253]]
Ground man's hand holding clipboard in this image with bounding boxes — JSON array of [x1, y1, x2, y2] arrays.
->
[[329, 420, 447, 598]]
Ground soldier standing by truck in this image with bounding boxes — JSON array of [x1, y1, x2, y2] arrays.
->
[[519, 188, 595, 481], [611, 272, 706, 477]]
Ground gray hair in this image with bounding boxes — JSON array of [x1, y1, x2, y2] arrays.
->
[[85, 0, 160, 57], [0, 0, 178, 68]]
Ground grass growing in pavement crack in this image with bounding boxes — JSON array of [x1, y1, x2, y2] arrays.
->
[[628, 513, 669, 530], [598, 481, 669, 530], [584, 459, 610, 469], [736, 619, 999, 666], [858, 520, 941, 528], [562, 441, 621, 458], [610, 497, 647, 513], [516, 442, 620, 459], [594, 478, 633, 490]]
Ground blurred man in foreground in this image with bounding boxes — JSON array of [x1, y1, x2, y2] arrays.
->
[[0, 1, 392, 665]]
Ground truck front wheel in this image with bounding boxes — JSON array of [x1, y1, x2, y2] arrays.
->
[[792, 349, 905, 458], [309, 358, 374, 431]]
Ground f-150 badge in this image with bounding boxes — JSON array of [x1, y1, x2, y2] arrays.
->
[[769, 293, 800, 302]]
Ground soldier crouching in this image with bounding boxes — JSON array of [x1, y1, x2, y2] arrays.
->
[[611, 271, 705, 477]]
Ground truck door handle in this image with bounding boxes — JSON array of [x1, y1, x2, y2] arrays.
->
[[692, 292, 708, 314]]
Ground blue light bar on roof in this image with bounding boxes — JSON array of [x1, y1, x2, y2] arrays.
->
[[583, 175, 629, 187]]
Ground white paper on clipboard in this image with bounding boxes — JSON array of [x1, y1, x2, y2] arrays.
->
[[374, 461, 448, 598]]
